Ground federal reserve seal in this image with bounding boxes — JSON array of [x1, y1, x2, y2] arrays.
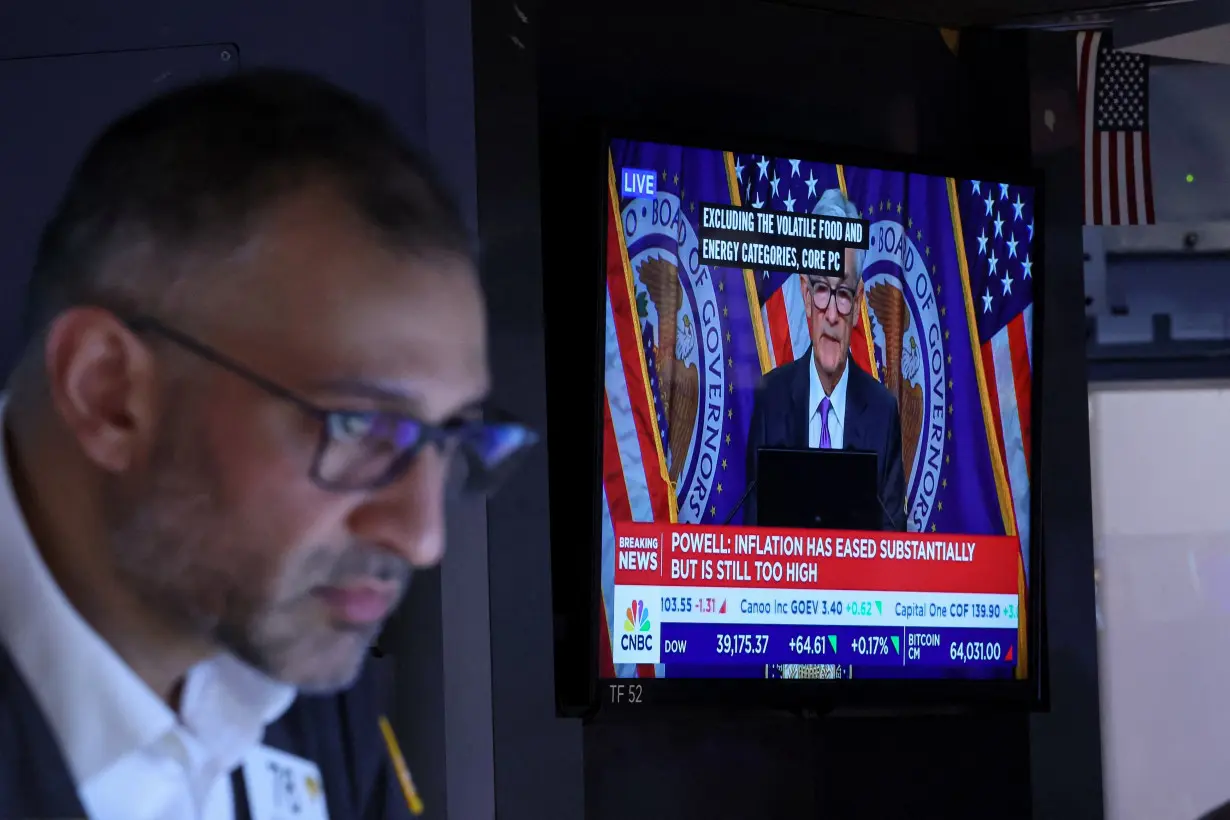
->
[[862, 218, 949, 534], [622, 191, 727, 522]]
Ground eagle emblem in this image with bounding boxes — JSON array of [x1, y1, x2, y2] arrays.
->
[[866, 282, 925, 483], [636, 255, 700, 485], [861, 216, 948, 534]]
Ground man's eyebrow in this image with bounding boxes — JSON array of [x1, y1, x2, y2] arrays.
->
[[309, 378, 489, 418], [310, 378, 420, 405]]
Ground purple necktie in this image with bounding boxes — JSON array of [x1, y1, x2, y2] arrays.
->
[[818, 396, 832, 449]]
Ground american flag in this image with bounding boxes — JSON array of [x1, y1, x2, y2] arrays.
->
[[963, 179, 1034, 581], [1078, 29, 1155, 225]]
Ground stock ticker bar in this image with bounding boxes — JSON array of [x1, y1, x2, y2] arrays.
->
[[611, 522, 1021, 670]]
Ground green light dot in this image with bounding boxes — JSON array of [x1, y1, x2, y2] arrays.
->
[[1186, 173, 1195, 183]]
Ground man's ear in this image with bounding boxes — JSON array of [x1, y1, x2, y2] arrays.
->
[[43, 307, 158, 473]]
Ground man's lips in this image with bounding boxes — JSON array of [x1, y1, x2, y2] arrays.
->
[[313, 582, 398, 625]]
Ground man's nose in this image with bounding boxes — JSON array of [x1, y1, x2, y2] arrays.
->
[[349, 449, 449, 569], [824, 294, 841, 323]]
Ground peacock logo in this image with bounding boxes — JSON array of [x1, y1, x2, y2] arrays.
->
[[624, 600, 650, 633]]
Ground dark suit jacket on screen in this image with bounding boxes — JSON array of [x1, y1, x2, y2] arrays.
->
[[0, 645, 416, 820], [744, 350, 907, 531]]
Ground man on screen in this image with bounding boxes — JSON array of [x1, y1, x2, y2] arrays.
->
[[744, 189, 907, 532]]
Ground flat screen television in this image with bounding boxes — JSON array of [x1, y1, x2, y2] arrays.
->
[[547, 128, 1046, 716]]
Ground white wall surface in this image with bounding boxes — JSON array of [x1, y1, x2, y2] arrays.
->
[[1091, 383, 1230, 820]]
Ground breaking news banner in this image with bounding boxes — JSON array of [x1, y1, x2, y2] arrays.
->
[[697, 202, 870, 275], [611, 522, 1020, 670]]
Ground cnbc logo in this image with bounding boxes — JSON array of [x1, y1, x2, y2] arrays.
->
[[620, 600, 653, 653]]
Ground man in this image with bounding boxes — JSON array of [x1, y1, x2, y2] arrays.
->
[[744, 189, 906, 532], [0, 70, 535, 819]]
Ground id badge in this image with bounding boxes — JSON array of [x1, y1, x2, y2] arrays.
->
[[242, 745, 330, 820]]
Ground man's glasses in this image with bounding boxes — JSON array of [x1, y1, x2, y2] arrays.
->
[[807, 278, 857, 317], [123, 316, 538, 494]]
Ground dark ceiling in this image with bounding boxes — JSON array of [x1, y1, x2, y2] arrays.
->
[[768, 0, 1190, 28]]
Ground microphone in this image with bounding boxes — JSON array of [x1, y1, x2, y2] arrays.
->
[[723, 478, 758, 526]]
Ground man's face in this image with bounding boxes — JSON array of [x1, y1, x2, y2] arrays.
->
[[803, 247, 863, 382], [100, 188, 489, 692]]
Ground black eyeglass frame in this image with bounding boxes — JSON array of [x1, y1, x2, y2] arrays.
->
[[122, 314, 537, 493], [805, 276, 859, 317]]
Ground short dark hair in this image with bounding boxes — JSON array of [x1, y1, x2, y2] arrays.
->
[[23, 68, 470, 336]]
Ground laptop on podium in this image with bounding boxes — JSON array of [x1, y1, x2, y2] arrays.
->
[[755, 447, 882, 531]]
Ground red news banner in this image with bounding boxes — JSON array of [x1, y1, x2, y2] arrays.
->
[[614, 522, 1019, 595]]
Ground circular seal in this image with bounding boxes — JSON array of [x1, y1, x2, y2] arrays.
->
[[621, 192, 727, 523], [862, 219, 948, 533]]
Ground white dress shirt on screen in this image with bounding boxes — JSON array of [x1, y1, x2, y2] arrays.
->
[[808, 356, 849, 450]]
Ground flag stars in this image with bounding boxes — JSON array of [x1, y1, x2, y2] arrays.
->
[[938, 501, 944, 512], [752, 194, 765, 209], [908, 216, 914, 229], [896, 202, 902, 214], [1012, 194, 1025, 221], [971, 180, 981, 194], [725, 433, 731, 445], [805, 169, 818, 197], [770, 172, 781, 197], [727, 408, 733, 419], [789, 158, 801, 176], [1001, 271, 1014, 296], [717, 483, 723, 494], [1027, 219, 1034, 240], [784, 192, 797, 212], [999, 182, 1010, 200], [942, 477, 948, 489], [756, 156, 769, 179], [988, 251, 999, 276], [983, 193, 994, 215], [711, 505, 717, 517], [916, 229, 922, 242], [1022, 254, 1033, 279], [982, 287, 994, 313], [734, 159, 745, 180], [993, 211, 1004, 237], [1006, 233, 1019, 258], [722, 457, 728, 470], [977, 227, 989, 255], [673, 173, 679, 186]]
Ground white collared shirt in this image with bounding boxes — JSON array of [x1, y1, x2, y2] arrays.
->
[[808, 356, 849, 450], [0, 401, 296, 820]]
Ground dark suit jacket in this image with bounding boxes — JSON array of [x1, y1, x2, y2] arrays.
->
[[0, 644, 415, 819], [744, 351, 907, 531]]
